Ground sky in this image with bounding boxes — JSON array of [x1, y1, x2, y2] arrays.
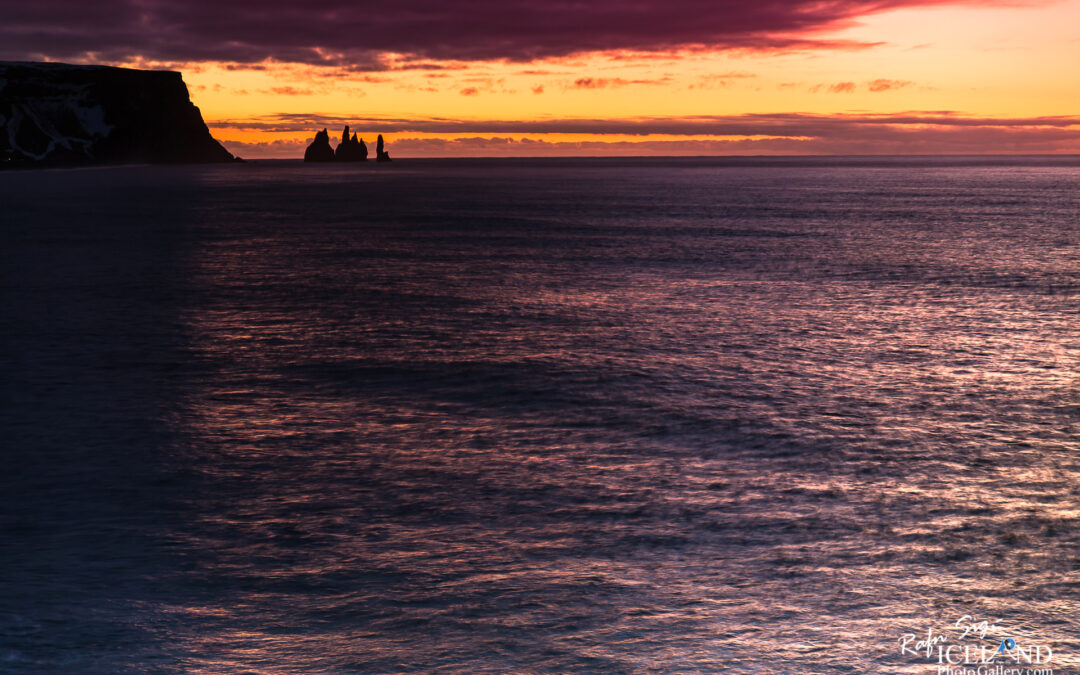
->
[[3, 0, 1079, 157]]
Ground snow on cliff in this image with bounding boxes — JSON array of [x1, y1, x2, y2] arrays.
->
[[1, 62, 237, 167]]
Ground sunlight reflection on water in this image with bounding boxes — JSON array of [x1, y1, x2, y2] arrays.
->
[[3, 158, 1080, 672]]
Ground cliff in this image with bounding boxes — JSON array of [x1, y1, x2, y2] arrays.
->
[[0, 61, 238, 168]]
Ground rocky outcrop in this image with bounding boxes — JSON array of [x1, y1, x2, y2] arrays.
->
[[304, 128, 335, 162], [334, 125, 368, 161], [306, 126, 387, 162], [376, 134, 392, 162], [0, 61, 238, 168]]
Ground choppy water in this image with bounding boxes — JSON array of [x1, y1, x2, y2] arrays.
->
[[3, 157, 1080, 673]]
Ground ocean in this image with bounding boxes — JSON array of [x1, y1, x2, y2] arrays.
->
[[3, 156, 1080, 673]]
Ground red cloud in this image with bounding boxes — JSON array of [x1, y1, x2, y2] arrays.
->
[[829, 82, 857, 93], [262, 86, 316, 96], [571, 77, 670, 89], [0, 0, 1036, 67], [868, 78, 913, 91], [211, 112, 1080, 136]]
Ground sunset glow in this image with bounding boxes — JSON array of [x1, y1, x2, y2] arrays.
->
[[5, 1, 1080, 155]]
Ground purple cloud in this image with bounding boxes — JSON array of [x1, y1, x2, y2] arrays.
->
[[214, 111, 1080, 157], [222, 129, 1080, 158], [0, 0, 1027, 67], [210, 112, 1080, 137]]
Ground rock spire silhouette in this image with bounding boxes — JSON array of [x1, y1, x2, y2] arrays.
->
[[334, 125, 368, 161], [303, 127, 389, 162], [303, 128, 335, 162]]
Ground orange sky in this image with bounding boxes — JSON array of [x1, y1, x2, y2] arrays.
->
[[123, 1, 1080, 156]]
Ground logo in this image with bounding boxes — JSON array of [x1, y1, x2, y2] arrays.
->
[[898, 614, 1054, 674]]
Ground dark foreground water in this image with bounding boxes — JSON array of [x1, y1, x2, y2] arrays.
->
[[3, 157, 1080, 673]]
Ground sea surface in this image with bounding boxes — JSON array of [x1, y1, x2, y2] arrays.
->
[[3, 156, 1080, 673]]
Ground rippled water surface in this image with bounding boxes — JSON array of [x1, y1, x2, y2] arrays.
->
[[3, 157, 1080, 673]]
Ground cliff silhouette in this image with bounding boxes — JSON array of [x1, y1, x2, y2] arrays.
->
[[0, 61, 238, 168]]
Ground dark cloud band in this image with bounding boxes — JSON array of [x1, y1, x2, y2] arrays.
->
[[211, 112, 1080, 137], [0, 0, 1021, 66]]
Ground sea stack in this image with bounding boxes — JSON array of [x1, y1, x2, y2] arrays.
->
[[304, 127, 389, 162], [0, 61, 238, 167], [376, 134, 392, 162], [304, 128, 335, 162], [334, 126, 368, 161]]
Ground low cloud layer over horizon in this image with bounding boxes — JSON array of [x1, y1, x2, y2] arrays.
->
[[215, 111, 1080, 157]]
